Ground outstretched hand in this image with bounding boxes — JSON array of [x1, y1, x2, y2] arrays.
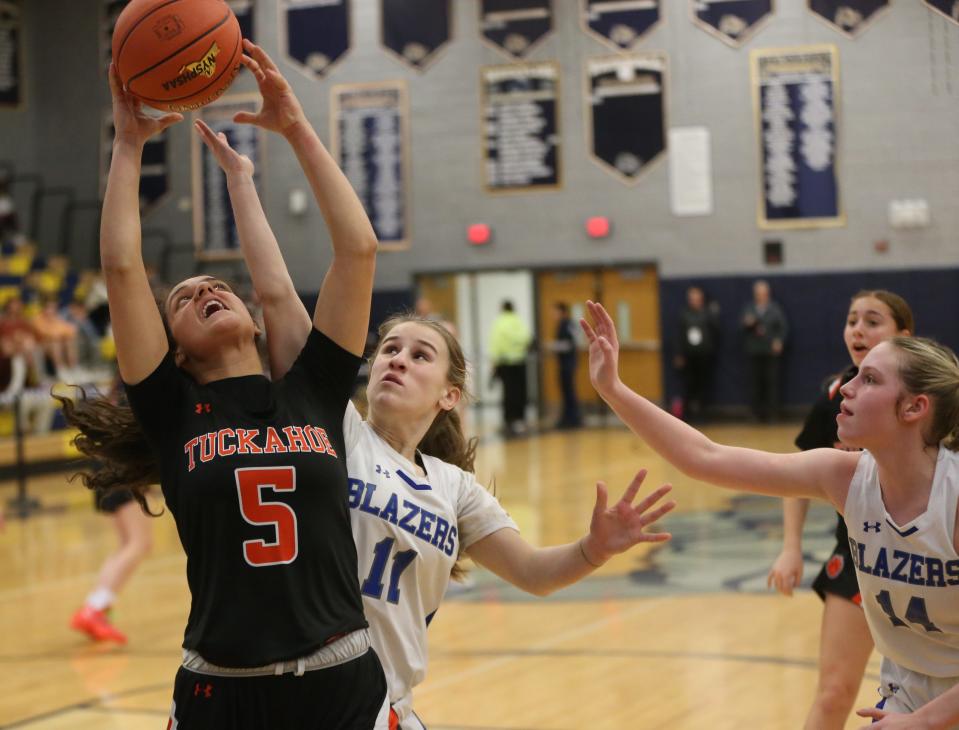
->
[[580, 300, 622, 396], [581, 469, 675, 566], [108, 63, 182, 147], [235, 39, 307, 135], [856, 707, 934, 729], [194, 119, 254, 179]]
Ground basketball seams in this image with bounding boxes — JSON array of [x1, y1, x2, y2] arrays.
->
[[125, 8, 233, 91], [113, 0, 188, 77], [133, 23, 241, 107]]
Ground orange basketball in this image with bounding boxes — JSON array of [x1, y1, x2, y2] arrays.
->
[[112, 0, 242, 112]]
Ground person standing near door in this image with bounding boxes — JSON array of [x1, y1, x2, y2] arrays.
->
[[489, 300, 531, 437], [741, 280, 789, 422], [551, 302, 582, 429]]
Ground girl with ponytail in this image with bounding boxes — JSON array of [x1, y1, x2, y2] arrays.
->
[[583, 299, 959, 728]]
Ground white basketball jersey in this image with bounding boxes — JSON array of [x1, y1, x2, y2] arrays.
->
[[344, 403, 518, 722], [845, 447, 959, 678]]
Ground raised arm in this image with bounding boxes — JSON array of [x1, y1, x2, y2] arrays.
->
[[233, 41, 376, 372], [582, 301, 857, 508], [102, 64, 182, 384], [466, 470, 675, 596]]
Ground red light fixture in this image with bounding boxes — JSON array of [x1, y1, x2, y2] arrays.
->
[[586, 216, 610, 239], [467, 223, 491, 245]]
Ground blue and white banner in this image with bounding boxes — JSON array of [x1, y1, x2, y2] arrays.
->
[[582, 0, 661, 51], [586, 54, 667, 184], [808, 1, 890, 37], [481, 61, 561, 192], [0, 1, 22, 108], [382, 0, 452, 71], [752, 45, 843, 229], [330, 81, 410, 250], [480, 0, 552, 59], [228, 0, 255, 43], [101, 111, 171, 214], [691, 0, 772, 47], [923, 0, 959, 25], [193, 96, 263, 259], [282, 0, 351, 79]]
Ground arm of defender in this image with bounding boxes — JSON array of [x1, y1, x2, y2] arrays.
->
[[466, 470, 675, 597], [582, 300, 859, 509]]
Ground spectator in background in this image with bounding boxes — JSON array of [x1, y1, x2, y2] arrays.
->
[[489, 299, 531, 438], [741, 279, 789, 422], [0, 296, 43, 380], [0, 175, 20, 244], [31, 297, 79, 378], [84, 273, 110, 338], [673, 286, 720, 422], [61, 299, 103, 372], [550, 301, 581, 430]]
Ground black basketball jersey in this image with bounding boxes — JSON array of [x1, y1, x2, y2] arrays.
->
[[794, 364, 858, 543], [794, 365, 857, 452], [126, 328, 367, 667]]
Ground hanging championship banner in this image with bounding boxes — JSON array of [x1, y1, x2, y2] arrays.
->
[[581, 0, 662, 51], [101, 111, 171, 214], [330, 81, 410, 250], [382, 0, 452, 71], [0, 1, 22, 108], [691, 0, 773, 47], [101, 0, 128, 73], [228, 0, 255, 43], [282, 0, 351, 79], [481, 61, 561, 193], [808, 1, 889, 37], [586, 54, 667, 184], [923, 0, 959, 25], [192, 95, 264, 259], [480, 0, 553, 59], [752, 45, 843, 229]]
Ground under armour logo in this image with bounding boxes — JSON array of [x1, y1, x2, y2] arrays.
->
[[194, 403, 211, 414], [863, 521, 881, 533], [375, 464, 391, 479], [194, 682, 213, 698]]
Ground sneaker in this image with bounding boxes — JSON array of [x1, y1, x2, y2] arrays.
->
[[70, 605, 128, 644]]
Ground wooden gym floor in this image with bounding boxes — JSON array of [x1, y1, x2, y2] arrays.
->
[[0, 420, 881, 729]]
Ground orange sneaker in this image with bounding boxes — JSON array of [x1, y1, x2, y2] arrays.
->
[[70, 605, 128, 644]]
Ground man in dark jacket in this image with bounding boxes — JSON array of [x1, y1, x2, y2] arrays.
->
[[673, 286, 719, 421], [741, 279, 788, 422]]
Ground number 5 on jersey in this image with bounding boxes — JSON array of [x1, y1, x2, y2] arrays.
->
[[236, 467, 298, 566]]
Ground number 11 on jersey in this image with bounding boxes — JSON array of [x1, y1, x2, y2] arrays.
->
[[362, 537, 417, 604]]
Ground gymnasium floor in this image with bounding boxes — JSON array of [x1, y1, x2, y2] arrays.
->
[[0, 418, 881, 729]]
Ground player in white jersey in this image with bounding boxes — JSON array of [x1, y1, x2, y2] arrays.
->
[[339, 314, 675, 726], [582, 300, 959, 729]]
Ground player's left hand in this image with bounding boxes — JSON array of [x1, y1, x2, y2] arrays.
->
[[235, 39, 307, 136], [857, 707, 935, 729], [194, 119, 253, 179], [581, 469, 675, 566]]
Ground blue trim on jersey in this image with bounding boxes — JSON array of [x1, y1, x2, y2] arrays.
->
[[885, 519, 919, 537], [398, 469, 432, 491]]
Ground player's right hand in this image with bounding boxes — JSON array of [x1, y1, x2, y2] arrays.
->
[[767, 548, 803, 597]]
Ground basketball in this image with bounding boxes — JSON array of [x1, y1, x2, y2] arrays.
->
[[112, 0, 242, 112]]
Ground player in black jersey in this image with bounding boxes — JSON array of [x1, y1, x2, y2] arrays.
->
[[59, 49, 389, 728], [769, 290, 913, 730]]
